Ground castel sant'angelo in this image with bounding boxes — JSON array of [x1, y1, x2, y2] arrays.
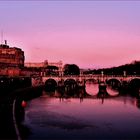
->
[[0, 40, 25, 76]]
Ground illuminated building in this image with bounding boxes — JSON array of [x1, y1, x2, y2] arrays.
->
[[25, 60, 63, 70], [0, 40, 24, 68]]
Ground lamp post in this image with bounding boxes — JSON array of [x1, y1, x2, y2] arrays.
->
[[101, 71, 104, 77], [123, 71, 126, 77], [101, 71, 104, 82]]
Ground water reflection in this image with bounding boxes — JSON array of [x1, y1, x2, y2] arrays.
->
[[106, 86, 119, 96], [22, 83, 140, 139], [85, 83, 98, 96], [85, 82, 119, 97]]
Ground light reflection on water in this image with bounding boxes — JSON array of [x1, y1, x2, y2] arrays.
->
[[86, 83, 119, 96], [23, 84, 140, 139], [85, 83, 98, 96]]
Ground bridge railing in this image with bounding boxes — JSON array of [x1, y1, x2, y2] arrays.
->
[[40, 74, 140, 78]]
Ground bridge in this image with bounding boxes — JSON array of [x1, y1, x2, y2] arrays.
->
[[31, 74, 140, 88]]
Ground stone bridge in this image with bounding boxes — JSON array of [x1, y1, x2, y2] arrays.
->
[[31, 74, 140, 87]]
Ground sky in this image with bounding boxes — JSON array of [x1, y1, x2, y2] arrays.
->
[[0, 1, 140, 69]]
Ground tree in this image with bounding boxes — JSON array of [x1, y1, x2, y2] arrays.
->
[[63, 64, 80, 75], [46, 65, 59, 75], [46, 65, 58, 70]]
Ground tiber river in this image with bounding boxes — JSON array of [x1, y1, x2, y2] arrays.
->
[[22, 83, 140, 139]]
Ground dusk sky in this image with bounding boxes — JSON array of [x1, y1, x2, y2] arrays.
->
[[0, 1, 140, 68]]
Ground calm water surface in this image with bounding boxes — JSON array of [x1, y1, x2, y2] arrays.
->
[[23, 83, 140, 139]]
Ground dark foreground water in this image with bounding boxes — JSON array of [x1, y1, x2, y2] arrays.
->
[[22, 84, 140, 139]]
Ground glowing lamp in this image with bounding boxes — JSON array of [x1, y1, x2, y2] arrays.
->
[[21, 100, 27, 108]]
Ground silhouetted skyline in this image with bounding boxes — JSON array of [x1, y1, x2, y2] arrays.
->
[[0, 1, 140, 68]]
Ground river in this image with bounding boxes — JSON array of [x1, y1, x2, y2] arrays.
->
[[22, 83, 140, 139]]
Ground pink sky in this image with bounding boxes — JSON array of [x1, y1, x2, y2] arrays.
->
[[0, 1, 140, 68]]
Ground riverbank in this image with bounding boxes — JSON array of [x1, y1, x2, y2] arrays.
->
[[0, 85, 44, 140]]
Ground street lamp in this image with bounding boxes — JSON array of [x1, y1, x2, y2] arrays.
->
[[101, 71, 104, 77], [101, 71, 104, 82], [123, 71, 126, 77]]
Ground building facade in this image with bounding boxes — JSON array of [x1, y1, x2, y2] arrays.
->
[[25, 60, 63, 70], [24, 62, 45, 68], [0, 42, 24, 68], [25, 60, 63, 76], [0, 41, 25, 76]]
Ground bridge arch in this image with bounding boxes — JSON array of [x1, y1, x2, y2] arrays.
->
[[45, 78, 57, 89], [64, 78, 77, 86], [64, 79, 78, 92], [106, 78, 122, 89], [129, 78, 140, 89]]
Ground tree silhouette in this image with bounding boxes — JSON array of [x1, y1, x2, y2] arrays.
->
[[46, 65, 59, 75], [63, 64, 80, 75], [84, 60, 140, 75]]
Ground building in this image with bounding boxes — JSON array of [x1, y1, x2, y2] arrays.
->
[[25, 60, 63, 70], [48, 60, 63, 71], [0, 41, 24, 68], [24, 62, 45, 68], [25, 60, 63, 76], [0, 41, 25, 76]]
